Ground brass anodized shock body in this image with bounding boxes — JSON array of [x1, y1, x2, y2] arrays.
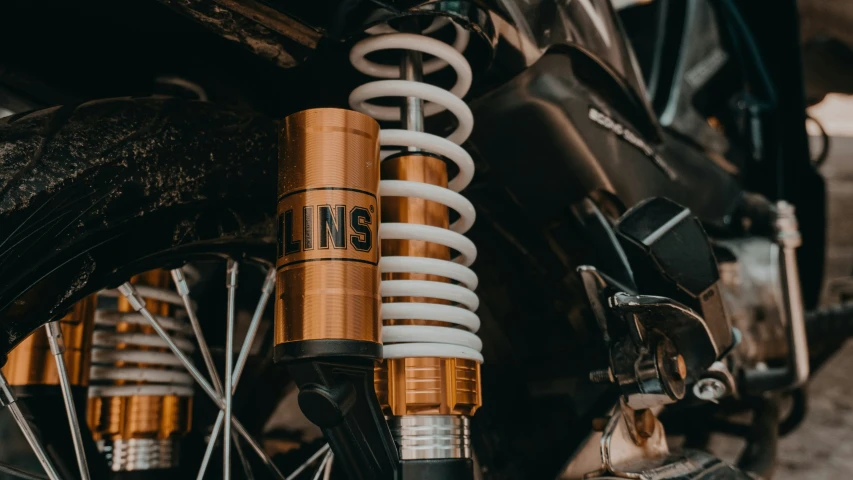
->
[[1, 296, 96, 387], [87, 270, 192, 455], [373, 154, 482, 416], [274, 108, 382, 360]]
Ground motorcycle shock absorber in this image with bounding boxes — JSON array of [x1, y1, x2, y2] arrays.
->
[[87, 270, 195, 472], [275, 17, 481, 480], [350, 18, 482, 475]]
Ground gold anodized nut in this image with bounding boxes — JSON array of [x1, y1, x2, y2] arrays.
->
[[375, 357, 481, 417]]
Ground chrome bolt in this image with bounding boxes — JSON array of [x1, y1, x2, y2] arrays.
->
[[693, 377, 727, 402], [589, 368, 614, 384]]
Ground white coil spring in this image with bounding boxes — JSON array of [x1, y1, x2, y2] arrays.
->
[[89, 286, 195, 398], [349, 19, 483, 363]]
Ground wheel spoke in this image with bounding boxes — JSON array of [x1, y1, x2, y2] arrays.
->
[[118, 283, 219, 400], [173, 267, 232, 480], [311, 452, 333, 480], [224, 260, 239, 479], [286, 444, 331, 480], [232, 419, 287, 480], [197, 413, 224, 480], [0, 461, 49, 480], [232, 430, 255, 480], [118, 281, 286, 480], [171, 268, 225, 394], [45, 321, 90, 480], [233, 267, 276, 387], [0, 372, 61, 480], [323, 453, 334, 480], [197, 267, 276, 480]]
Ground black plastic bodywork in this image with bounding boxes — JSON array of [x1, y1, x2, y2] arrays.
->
[[466, 49, 743, 229]]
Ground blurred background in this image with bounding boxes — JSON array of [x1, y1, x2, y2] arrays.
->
[[694, 1, 853, 475], [710, 91, 853, 477]]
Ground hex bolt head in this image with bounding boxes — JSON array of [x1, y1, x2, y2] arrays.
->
[[693, 377, 727, 402]]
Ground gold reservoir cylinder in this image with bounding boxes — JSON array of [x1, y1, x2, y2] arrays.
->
[[2, 295, 96, 387], [275, 108, 382, 361]]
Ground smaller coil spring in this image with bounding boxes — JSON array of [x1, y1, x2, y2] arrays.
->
[[90, 284, 195, 399]]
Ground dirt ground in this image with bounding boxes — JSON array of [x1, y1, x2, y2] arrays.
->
[[774, 133, 853, 478], [777, 341, 853, 477], [707, 340, 853, 478]]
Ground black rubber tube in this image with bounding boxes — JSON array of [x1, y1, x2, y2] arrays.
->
[[779, 388, 807, 436], [737, 397, 779, 479], [806, 301, 853, 340]]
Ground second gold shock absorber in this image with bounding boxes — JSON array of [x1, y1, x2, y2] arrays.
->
[[87, 270, 194, 472]]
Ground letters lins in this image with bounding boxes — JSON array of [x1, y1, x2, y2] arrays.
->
[[278, 204, 374, 257]]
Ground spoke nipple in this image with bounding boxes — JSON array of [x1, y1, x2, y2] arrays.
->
[[45, 322, 66, 354], [0, 372, 15, 407], [118, 283, 146, 311], [171, 269, 190, 296], [263, 268, 277, 293], [226, 260, 239, 288]]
